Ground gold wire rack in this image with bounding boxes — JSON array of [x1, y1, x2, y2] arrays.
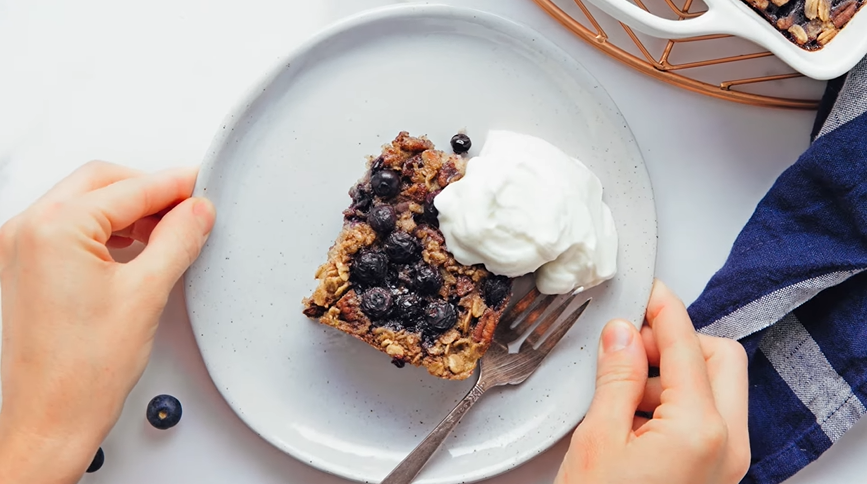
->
[[533, 0, 822, 109]]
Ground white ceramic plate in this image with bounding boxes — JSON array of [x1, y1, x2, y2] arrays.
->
[[185, 5, 657, 484]]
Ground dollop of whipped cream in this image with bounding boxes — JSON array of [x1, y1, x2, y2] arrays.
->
[[434, 130, 618, 295]]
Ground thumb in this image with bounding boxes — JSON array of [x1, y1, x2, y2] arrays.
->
[[131, 197, 215, 293], [580, 319, 648, 443]]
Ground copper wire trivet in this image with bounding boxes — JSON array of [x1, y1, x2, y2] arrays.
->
[[534, 0, 822, 109]]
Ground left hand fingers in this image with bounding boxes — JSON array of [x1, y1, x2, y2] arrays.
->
[[80, 167, 198, 240], [39, 161, 144, 203], [107, 236, 135, 249], [126, 197, 215, 296], [110, 215, 162, 244], [632, 414, 650, 432], [107, 215, 163, 248]]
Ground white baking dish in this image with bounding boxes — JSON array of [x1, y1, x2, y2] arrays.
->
[[581, 0, 867, 80]]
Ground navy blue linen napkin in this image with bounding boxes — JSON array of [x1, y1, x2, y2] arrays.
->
[[688, 57, 867, 484]]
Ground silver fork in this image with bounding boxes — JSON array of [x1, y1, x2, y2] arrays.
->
[[381, 289, 592, 484]]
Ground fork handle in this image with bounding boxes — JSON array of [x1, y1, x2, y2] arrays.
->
[[381, 381, 489, 484]]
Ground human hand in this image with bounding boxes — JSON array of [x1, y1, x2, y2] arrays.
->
[[0, 161, 215, 483], [555, 281, 750, 484]]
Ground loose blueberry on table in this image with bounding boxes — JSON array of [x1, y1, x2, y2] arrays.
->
[[302, 132, 514, 380], [86, 447, 105, 473], [146, 394, 183, 430]]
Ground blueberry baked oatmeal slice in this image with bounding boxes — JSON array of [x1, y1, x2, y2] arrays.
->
[[302, 132, 513, 380]]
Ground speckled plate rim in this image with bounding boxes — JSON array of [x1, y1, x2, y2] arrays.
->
[[184, 4, 658, 483]]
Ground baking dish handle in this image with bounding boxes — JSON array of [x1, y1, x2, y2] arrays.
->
[[586, 0, 744, 39]]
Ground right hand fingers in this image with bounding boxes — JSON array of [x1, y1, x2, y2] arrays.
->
[[699, 335, 750, 479], [644, 280, 717, 418], [641, 326, 749, 440], [577, 318, 648, 445], [637, 376, 662, 414], [641, 283, 751, 481]]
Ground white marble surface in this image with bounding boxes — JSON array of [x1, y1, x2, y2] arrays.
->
[[0, 0, 864, 483]]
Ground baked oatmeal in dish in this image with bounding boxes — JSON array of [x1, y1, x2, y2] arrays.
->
[[302, 132, 513, 380], [743, 0, 863, 50]]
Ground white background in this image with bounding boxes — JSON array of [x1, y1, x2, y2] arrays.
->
[[1, 0, 865, 483]]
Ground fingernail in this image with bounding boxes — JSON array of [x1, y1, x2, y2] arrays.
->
[[192, 199, 216, 234], [601, 319, 634, 354]]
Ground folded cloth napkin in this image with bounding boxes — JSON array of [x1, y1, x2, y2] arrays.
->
[[688, 57, 867, 484]]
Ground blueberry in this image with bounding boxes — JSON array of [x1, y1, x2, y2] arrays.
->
[[396, 265, 415, 287], [425, 301, 457, 330], [422, 190, 440, 227], [368, 205, 397, 234], [395, 293, 424, 321], [413, 263, 442, 295], [421, 326, 443, 344], [350, 184, 373, 211], [86, 447, 105, 473], [361, 287, 393, 320], [391, 358, 406, 368], [146, 394, 183, 430], [450, 133, 472, 154], [371, 169, 401, 198], [351, 251, 388, 284], [384, 232, 421, 263], [483, 276, 512, 308]]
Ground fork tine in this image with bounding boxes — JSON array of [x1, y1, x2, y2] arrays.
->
[[535, 298, 592, 356], [494, 289, 555, 346], [494, 289, 553, 345], [519, 293, 579, 352], [509, 293, 557, 335], [497, 288, 541, 329]]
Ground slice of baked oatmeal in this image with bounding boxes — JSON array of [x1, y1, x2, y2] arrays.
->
[[302, 132, 513, 380]]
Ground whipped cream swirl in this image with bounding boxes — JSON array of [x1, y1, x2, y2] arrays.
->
[[435, 130, 618, 295]]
